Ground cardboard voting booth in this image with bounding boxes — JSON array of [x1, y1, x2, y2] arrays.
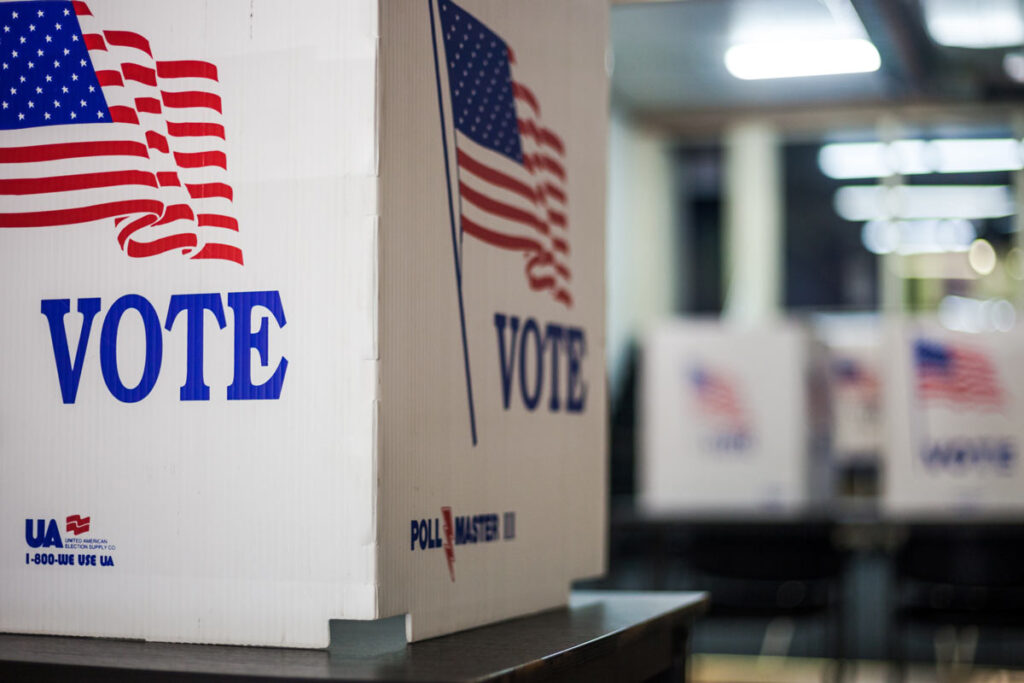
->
[[640, 320, 828, 513], [0, 0, 609, 647], [881, 320, 1024, 516], [814, 315, 882, 464]]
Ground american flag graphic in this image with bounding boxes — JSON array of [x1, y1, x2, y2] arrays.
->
[[0, 0, 241, 264], [915, 339, 1004, 409], [691, 367, 746, 423], [435, 0, 571, 307], [833, 358, 879, 395]]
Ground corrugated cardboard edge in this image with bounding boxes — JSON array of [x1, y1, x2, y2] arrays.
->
[[370, 17, 384, 622]]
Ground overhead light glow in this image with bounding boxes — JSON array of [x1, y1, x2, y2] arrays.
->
[[932, 139, 1023, 174], [939, 296, 1016, 333], [724, 39, 880, 80], [836, 185, 1015, 221], [1005, 52, 1024, 82], [861, 219, 976, 255], [923, 0, 1024, 49], [819, 142, 888, 179], [968, 239, 998, 275], [819, 138, 1023, 179], [818, 141, 929, 179]]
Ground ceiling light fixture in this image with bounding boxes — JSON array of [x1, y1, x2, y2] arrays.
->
[[724, 38, 880, 80], [820, 139, 1024, 179], [922, 0, 1024, 49], [861, 219, 977, 255], [835, 185, 1015, 221]]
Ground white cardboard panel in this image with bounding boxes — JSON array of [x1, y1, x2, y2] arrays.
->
[[881, 319, 1024, 517], [814, 315, 883, 463], [640, 320, 823, 513], [376, 0, 608, 641], [0, 0, 608, 647]]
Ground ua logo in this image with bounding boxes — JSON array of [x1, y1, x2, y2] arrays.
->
[[25, 519, 63, 549]]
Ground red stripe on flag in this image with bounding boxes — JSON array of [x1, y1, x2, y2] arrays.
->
[[166, 122, 225, 139], [108, 106, 139, 124], [461, 214, 542, 253], [104, 31, 152, 57], [72, 1, 92, 16], [513, 82, 540, 116], [0, 140, 148, 163], [518, 119, 564, 154], [83, 34, 106, 51], [126, 233, 198, 258], [522, 152, 565, 181], [459, 181, 548, 235], [145, 130, 169, 153], [192, 243, 244, 265], [95, 70, 123, 87], [527, 251, 572, 281], [154, 204, 194, 226], [186, 183, 233, 201], [548, 210, 566, 229], [0, 200, 163, 228], [117, 213, 158, 246], [524, 256, 572, 299], [121, 63, 157, 87], [135, 97, 161, 114], [527, 273, 557, 292], [542, 182, 565, 204], [157, 172, 180, 186], [161, 91, 222, 113], [457, 149, 538, 205], [463, 216, 568, 276], [173, 151, 227, 169], [156, 60, 219, 80], [0, 171, 158, 195], [198, 214, 239, 230], [552, 236, 569, 254]]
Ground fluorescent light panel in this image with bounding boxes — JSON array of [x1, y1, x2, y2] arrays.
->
[[939, 295, 1016, 334], [725, 39, 880, 80], [861, 219, 976, 255], [923, 0, 1024, 49], [836, 185, 1014, 221], [819, 139, 1024, 179]]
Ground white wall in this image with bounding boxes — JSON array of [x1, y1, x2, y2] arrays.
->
[[606, 110, 679, 401]]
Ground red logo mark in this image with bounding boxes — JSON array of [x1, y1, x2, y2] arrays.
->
[[66, 515, 90, 536], [440, 506, 455, 582]]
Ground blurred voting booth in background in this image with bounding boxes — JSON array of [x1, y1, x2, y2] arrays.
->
[[640, 319, 830, 513], [814, 314, 883, 466], [814, 314, 884, 502], [639, 315, 1024, 518], [882, 320, 1024, 517]]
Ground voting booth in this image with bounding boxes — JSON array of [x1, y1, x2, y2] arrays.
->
[[814, 315, 883, 465], [881, 320, 1024, 517], [0, 0, 609, 647], [640, 320, 829, 513]]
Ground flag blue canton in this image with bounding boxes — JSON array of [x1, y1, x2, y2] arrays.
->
[[915, 340, 951, 371], [438, 0, 522, 163], [0, 0, 108, 130]]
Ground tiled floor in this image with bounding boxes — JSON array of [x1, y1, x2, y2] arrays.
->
[[692, 654, 1024, 683]]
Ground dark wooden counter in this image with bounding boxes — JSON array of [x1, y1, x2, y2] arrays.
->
[[0, 590, 708, 682]]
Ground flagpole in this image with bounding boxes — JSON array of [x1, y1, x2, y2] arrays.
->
[[429, 0, 478, 446]]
